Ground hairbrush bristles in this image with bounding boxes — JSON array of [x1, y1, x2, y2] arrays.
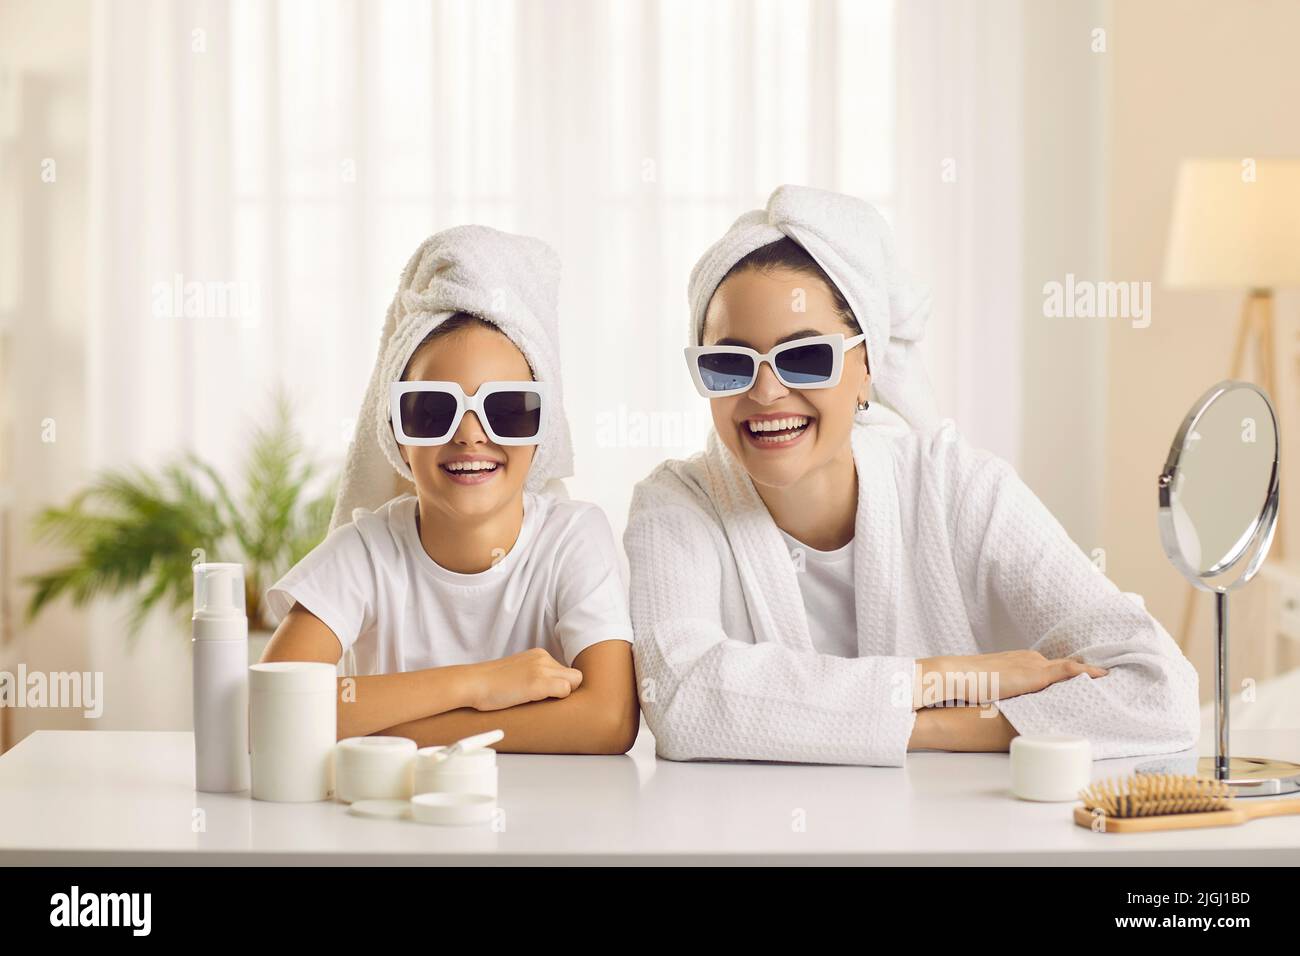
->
[[1078, 773, 1235, 818]]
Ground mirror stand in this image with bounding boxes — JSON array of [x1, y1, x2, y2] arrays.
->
[[1151, 589, 1300, 795]]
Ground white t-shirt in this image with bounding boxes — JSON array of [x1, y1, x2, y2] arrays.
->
[[265, 493, 633, 675], [778, 528, 858, 658]]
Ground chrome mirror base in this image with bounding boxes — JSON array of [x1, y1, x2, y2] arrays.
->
[[1136, 755, 1300, 796]]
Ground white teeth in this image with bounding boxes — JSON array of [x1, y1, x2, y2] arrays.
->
[[442, 460, 500, 472], [746, 415, 810, 434]]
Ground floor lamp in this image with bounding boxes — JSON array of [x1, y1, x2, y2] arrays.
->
[[1163, 158, 1300, 649]]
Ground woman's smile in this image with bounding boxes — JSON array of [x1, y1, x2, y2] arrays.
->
[[740, 412, 815, 450]]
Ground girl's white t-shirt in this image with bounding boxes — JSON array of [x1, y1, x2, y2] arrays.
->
[[778, 527, 858, 659], [265, 493, 633, 675]]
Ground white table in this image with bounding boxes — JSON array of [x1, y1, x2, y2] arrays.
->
[[1, 724, 1298, 864]]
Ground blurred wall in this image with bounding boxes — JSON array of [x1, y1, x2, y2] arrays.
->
[[1101, 0, 1300, 701], [0, 0, 102, 750]]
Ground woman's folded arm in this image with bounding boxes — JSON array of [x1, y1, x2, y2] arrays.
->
[[625, 487, 918, 766], [951, 450, 1201, 759]]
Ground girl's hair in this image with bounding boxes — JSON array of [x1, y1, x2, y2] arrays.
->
[[400, 312, 518, 381], [701, 238, 867, 371]]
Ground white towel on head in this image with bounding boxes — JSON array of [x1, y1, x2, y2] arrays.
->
[[330, 224, 574, 534], [687, 184, 940, 432]]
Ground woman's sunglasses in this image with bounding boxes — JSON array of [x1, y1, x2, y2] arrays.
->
[[684, 332, 866, 398], [389, 380, 548, 446]]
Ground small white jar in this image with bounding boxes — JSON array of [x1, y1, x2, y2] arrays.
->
[[413, 746, 498, 799], [1010, 734, 1092, 802], [335, 736, 417, 803], [249, 662, 337, 803]]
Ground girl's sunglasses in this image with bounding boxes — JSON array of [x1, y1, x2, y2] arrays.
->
[[684, 332, 866, 398], [389, 380, 548, 446]]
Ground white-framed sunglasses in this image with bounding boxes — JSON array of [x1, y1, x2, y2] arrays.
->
[[389, 380, 548, 446], [684, 332, 866, 398]]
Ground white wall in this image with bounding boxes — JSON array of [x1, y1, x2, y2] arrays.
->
[[0, 0, 110, 748], [1101, 0, 1300, 701]]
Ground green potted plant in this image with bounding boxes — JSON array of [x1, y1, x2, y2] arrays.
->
[[24, 389, 337, 652]]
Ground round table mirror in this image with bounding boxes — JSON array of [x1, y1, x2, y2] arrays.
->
[[1146, 379, 1298, 794]]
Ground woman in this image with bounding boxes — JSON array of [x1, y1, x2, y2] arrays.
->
[[624, 185, 1199, 766]]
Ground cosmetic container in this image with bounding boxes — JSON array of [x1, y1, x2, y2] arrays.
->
[[249, 661, 337, 802], [413, 745, 498, 798], [1010, 735, 1092, 802], [192, 563, 250, 793], [335, 736, 417, 803], [411, 792, 496, 826]]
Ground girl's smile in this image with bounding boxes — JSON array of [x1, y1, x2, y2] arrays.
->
[[439, 455, 509, 489], [438, 453, 506, 485]]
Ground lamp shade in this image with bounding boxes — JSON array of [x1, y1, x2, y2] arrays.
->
[[1163, 159, 1300, 290]]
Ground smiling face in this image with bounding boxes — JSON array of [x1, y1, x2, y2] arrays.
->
[[397, 320, 536, 523], [701, 266, 870, 491]]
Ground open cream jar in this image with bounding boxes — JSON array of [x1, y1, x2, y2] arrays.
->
[[413, 745, 498, 799]]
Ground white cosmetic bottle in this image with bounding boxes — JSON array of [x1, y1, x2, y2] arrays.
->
[[192, 562, 251, 793]]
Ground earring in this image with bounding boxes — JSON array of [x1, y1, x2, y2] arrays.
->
[[856, 400, 870, 411]]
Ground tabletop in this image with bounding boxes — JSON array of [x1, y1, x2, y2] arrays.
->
[[1, 724, 1298, 864]]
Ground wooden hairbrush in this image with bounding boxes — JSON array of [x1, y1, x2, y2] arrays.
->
[[1074, 773, 1300, 832]]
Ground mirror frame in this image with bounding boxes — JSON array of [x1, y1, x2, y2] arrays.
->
[[1156, 379, 1280, 592]]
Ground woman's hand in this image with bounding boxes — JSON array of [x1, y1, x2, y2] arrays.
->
[[466, 647, 584, 711], [909, 706, 1019, 752], [913, 651, 1108, 710]]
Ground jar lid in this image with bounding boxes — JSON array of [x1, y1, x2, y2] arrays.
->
[[347, 799, 412, 820], [410, 792, 495, 826], [415, 745, 497, 771], [248, 661, 337, 693], [1010, 735, 1091, 753], [337, 736, 417, 768], [339, 736, 418, 754]]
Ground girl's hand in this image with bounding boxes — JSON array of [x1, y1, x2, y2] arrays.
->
[[913, 651, 1108, 710], [467, 647, 584, 711]]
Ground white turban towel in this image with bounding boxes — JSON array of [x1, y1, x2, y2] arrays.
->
[[687, 184, 940, 433], [329, 224, 574, 534]]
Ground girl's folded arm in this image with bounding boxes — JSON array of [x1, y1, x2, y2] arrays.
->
[[261, 602, 482, 739], [376, 639, 639, 755]]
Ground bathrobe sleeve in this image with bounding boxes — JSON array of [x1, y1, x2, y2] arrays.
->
[[625, 480, 919, 766], [949, 445, 1201, 759]]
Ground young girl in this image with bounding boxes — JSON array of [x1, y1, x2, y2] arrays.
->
[[625, 184, 1200, 766], [262, 226, 638, 754]]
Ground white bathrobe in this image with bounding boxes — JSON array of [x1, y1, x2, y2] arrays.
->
[[624, 420, 1201, 766]]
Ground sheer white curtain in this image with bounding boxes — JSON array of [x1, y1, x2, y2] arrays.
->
[[88, 0, 899, 539], [894, 0, 1025, 464]]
